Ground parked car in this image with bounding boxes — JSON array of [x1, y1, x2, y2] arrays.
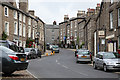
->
[[93, 52, 120, 72], [76, 50, 91, 63], [75, 49, 88, 57], [17, 46, 25, 53], [35, 48, 42, 58], [50, 45, 54, 50], [0, 40, 18, 52], [52, 45, 59, 53], [24, 48, 37, 59], [0, 46, 28, 75]]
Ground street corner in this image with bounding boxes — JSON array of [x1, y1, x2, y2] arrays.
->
[[1, 70, 37, 80]]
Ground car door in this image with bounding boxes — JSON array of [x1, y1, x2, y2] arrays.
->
[[94, 54, 99, 66], [98, 55, 104, 68]]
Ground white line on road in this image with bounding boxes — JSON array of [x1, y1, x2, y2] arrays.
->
[[56, 60, 58, 63], [62, 65, 68, 69]]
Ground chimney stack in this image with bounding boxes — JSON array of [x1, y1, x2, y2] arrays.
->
[[95, 3, 100, 14], [19, 0, 28, 12], [64, 15, 69, 21], [29, 10, 35, 16], [87, 8, 95, 16], [53, 21, 57, 25], [77, 10, 85, 17]]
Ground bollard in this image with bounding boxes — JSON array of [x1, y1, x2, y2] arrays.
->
[[46, 53, 48, 56], [53, 51, 55, 55], [51, 52, 53, 55]]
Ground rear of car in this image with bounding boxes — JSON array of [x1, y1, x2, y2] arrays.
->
[[0, 46, 28, 75], [24, 48, 32, 59], [52, 45, 59, 53], [76, 50, 91, 63]]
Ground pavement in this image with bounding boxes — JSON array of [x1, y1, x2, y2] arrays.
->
[[1, 70, 37, 80]]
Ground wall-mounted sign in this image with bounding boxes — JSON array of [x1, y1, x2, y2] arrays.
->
[[98, 31, 105, 38]]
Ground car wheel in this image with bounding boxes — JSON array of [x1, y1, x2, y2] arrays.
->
[[103, 64, 108, 72], [93, 62, 97, 69], [3, 71, 15, 75]]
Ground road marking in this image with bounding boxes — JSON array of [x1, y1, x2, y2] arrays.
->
[[56, 60, 58, 63], [62, 65, 68, 69], [26, 70, 39, 79]]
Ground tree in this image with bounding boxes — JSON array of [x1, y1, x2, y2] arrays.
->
[[2, 32, 7, 40]]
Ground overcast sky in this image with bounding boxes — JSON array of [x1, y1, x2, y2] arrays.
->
[[29, 0, 102, 24]]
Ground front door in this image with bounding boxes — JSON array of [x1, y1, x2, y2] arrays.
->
[[108, 43, 113, 52]]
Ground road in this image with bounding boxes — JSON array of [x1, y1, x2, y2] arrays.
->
[[27, 49, 119, 79]]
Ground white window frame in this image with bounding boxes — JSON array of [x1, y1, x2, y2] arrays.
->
[[23, 41, 26, 48], [4, 6, 9, 17], [33, 29, 35, 39], [28, 26, 31, 38], [118, 8, 120, 26], [23, 24, 26, 37], [14, 10, 17, 19], [71, 21, 73, 29], [19, 23, 22, 36], [110, 12, 113, 29], [4, 21, 9, 35], [23, 15, 26, 23], [14, 21, 18, 35], [28, 18, 31, 25], [111, 0, 113, 3], [75, 20, 77, 28], [19, 13, 22, 21]]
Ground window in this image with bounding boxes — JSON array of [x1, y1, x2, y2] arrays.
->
[[111, 0, 113, 3], [4, 6, 9, 16], [23, 15, 26, 23], [33, 29, 35, 39], [71, 21, 73, 29], [75, 20, 77, 28], [19, 13, 22, 21], [23, 41, 26, 48], [110, 12, 113, 29], [118, 8, 120, 26], [75, 31, 77, 37], [52, 29, 54, 32], [4, 21, 9, 35], [28, 26, 31, 38], [19, 23, 22, 36], [52, 37, 54, 40], [14, 21, 17, 35], [28, 18, 31, 25], [14, 11, 17, 19], [23, 24, 26, 37]]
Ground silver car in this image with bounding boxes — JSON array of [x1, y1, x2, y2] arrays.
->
[[76, 50, 91, 63], [93, 52, 120, 72]]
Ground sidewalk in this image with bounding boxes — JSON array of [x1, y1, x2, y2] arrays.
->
[[1, 70, 37, 79]]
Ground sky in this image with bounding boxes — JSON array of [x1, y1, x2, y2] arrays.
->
[[29, 0, 102, 24]]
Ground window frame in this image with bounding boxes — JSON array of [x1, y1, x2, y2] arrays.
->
[[14, 10, 17, 19], [14, 21, 18, 35], [4, 21, 9, 35], [23, 24, 26, 37], [4, 6, 9, 17], [110, 12, 113, 29]]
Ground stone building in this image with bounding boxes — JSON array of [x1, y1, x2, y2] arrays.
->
[[45, 21, 59, 45], [0, 0, 45, 51], [94, 1, 120, 55]]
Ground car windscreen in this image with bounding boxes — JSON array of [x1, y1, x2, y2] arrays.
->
[[0, 46, 14, 54], [53, 46, 59, 48], [77, 51, 90, 55], [103, 53, 116, 59], [9, 45, 18, 52], [24, 48, 31, 52]]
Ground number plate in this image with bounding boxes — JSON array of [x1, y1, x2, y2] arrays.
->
[[81, 56, 87, 58], [21, 58, 25, 61]]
